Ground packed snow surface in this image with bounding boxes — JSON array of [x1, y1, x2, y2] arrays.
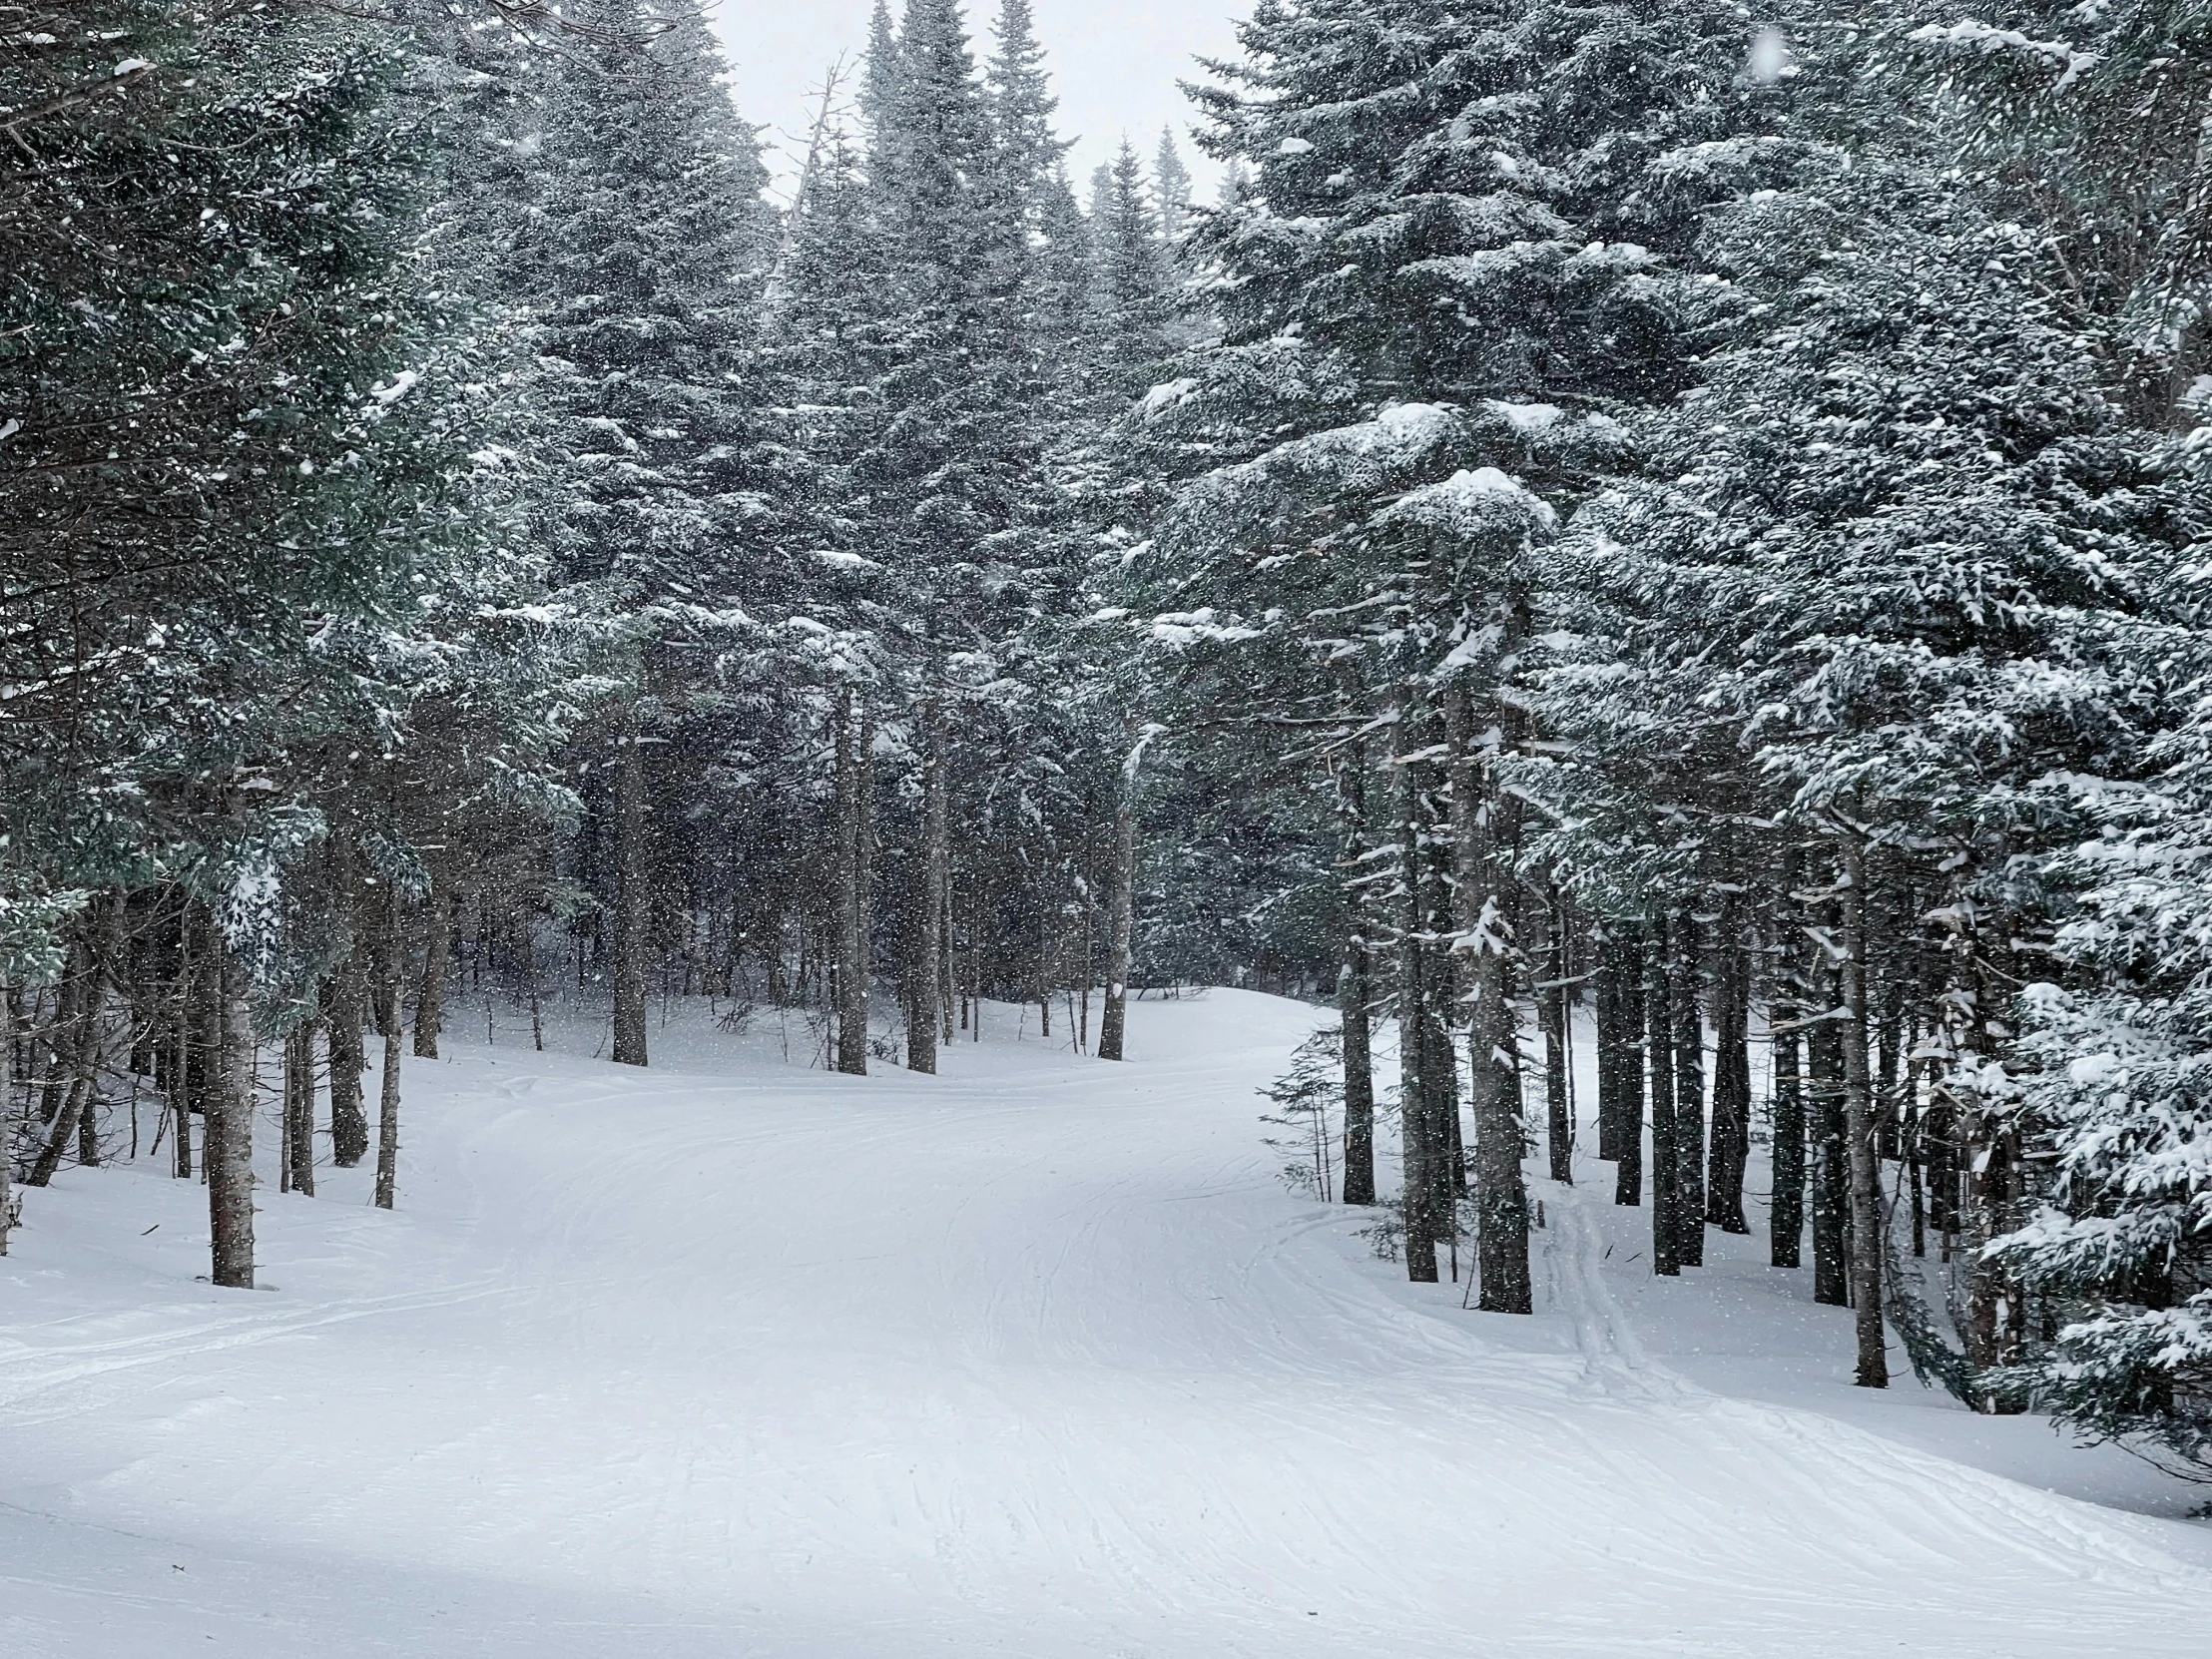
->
[[4, 990, 2208, 1656]]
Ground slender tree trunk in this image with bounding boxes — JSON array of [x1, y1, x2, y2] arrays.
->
[[1340, 928, 1377, 1207], [1396, 699, 1438, 1283], [1770, 914, 1807, 1271], [832, 689, 871, 1076], [1839, 838, 1888, 1387], [413, 881, 451, 1062], [326, 841, 370, 1166], [326, 957, 368, 1169], [1671, 906, 1706, 1270], [75, 906, 115, 1168], [374, 886, 403, 1211], [1810, 974, 1850, 1308], [1707, 893, 1752, 1234], [1542, 887, 1572, 1186], [1446, 684, 1531, 1314], [208, 937, 256, 1290], [1613, 924, 1645, 1208], [1647, 912, 1679, 1276], [175, 917, 203, 1180], [1097, 721, 1141, 1064], [908, 700, 947, 1074], [940, 878, 957, 1045], [1423, 824, 1465, 1207], [611, 712, 651, 1068], [1596, 928, 1622, 1164], [285, 1016, 316, 1198]]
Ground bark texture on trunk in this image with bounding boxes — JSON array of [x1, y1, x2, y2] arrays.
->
[[1646, 914, 1679, 1277], [611, 714, 651, 1069], [326, 840, 370, 1168], [326, 957, 368, 1169], [1810, 977, 1850, 1308], [1839, 839, 1889, 1387], [909, 699, 947, 1075], [412, 881, 451, 1062], [374, 898, 403, 1211], [1770, 925, 1807, 1270], [1707, 895, 1752, 1234], [1339, 930, 1377, 1207], [1596, 932, 1623, 1165], [75, 906, 104, 1167], [1337, 737, 1377, 1207], [208, 940, 256, 1290], [1396, 701, 1439, 1284], [833, 690, 872, 1077], [1670, 908, 1706, 1270], [1097, 724, 1140, 1064], [284, 1019, 316, 1198], [1612, 925, 1645, 1208], [1541, 890, 1572, 1187], [1446, 684, 1531, 1315]]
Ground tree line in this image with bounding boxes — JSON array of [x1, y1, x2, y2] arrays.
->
[[6, 0, 2211, 1485], [1150, 0, 2212, 1478], [0, 0, 1211, 1286]]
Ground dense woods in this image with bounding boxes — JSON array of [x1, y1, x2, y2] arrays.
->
[[6, 0, 2212, 1485]]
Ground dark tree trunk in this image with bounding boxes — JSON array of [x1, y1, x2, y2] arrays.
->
[[1613, 925, 1645, 1208], [284, 1018, 316, 1198], [1340, 926, 1377, 1206], [207, 937, 256, 1289], [1541, 888, 1572, 1186], [611, 713, 651, 1068], [326, 840, 370, 1167], [1446, 684, 1530, 1314], [1770, 914, 1807, 1270], [374, 886, 403, 1211], [908, 699, 947, 1075], [1596, 927, 1623, 1164], [175, 916, 206, 1181], [326, 958, 369, 1170], [1671, 907, 1706, 1270], [413, 881, 452, 1062], [1396, 701, 1439, 1284], [1098, 720, 1140, 1064], [1810, 972, 1850, 1308], [1707, 893, 1752, 1235], [1423, 829, 1465, 1207], [1839, 837, 1888, 1386], [833, 689, 872, 1077], [1646, 912, 1679, 1276]]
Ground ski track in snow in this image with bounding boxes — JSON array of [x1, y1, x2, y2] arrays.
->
[[2, 990, 2207, 1656]]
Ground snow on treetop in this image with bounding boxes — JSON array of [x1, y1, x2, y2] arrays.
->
[[1140, 377, 1199, 417], [1379, 467, 1556, 540], [1484, 399, 1562, 435], [1908, 20, 2099, 90]]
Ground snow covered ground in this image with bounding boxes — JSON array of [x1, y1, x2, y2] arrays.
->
[[4, 989, 2208, 1657]]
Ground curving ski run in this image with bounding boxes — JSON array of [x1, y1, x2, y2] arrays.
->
[[1, 991, 2205, 1656]]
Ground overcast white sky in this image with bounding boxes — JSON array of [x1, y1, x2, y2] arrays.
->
[[707, 1, 1246, 199]]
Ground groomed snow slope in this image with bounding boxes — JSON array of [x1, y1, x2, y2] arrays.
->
[[4, 990, 2208, 1657]]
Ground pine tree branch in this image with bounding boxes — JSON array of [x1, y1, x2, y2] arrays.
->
[[0, 63, 156, 135]]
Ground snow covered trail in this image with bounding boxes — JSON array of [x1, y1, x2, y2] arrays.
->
[[4, 990, 2208, 1657]]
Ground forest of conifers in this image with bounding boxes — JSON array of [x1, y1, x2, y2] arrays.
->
[[5, 0, 2211, 1483]]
